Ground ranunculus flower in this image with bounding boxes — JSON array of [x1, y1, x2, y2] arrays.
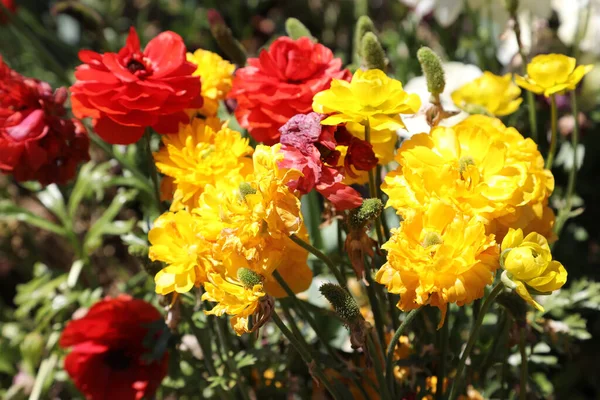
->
[[277, 112, 364, 210], [59, 296, 169, 400], [451, 72, 522, 116], [70, 27, 203, 145], [312, 69, 421, 132], [228, 36, 351, 145], [500, 228, 567, 311], [0, 57, 89, 185], [515, 54, 593, 97]]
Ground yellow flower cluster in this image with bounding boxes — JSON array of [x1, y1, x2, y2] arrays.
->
[[187, 49, 236, 116], [154, 117, 253, 210], [149, 138, 312, 334], [451, 71, 522, 116], [379, 114, 557, 320]]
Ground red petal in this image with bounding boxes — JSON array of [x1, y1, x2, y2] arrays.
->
[[144, 31, 186, 78], [93, 116, 145, 145]]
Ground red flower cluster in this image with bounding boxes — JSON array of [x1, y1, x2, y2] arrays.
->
[[0, 57, 89, 185], [278, 112, 378, 210], [229, 36, 350, 145], [60, 296, 169, 400], [70, 27, 203, 145]]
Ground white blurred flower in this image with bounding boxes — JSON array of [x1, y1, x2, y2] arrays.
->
[[553, 0, 600, 55], [400, 62, 482, 138], [400, 0, 465, 27]]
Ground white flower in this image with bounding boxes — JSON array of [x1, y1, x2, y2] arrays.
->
[[399, 62, 482, 138], [553, 0, 600, 55]]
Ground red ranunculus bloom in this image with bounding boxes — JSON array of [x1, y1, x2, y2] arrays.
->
[[278, 112, 364, 210], [70, 27, 203, 145], [228, 36, 351, 145], [59, 296, 169, 400], [0, 57, 89, 185]]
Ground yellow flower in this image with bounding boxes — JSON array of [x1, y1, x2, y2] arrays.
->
[[376, 200, 499, 327], [500, 228, 567, 311], [202, 271, 266, 335], [187, 49, 236, 116], [451, 72, 522, 116], [153, 117, 253, 210], [312, 69, 421, 131], [383, 115, 554, 241], [148, 210, 213, 295], [515, 54, 593, 97]]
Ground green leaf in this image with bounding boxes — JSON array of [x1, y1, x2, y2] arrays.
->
[[67, 161, 113, 218], [36, 184, 69, 225], [0, 201, 65, 236]]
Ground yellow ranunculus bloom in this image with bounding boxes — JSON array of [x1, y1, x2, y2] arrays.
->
[[376, 200, 499, 327], [515, 54, 593, 97], [451, 72, 522, 116], [148, 210, 213, 295], [312, 69, 421, 131], [187, 49, 236, 116], [202, 271, 266, 335], [154, 117, 253, 210], [383, 115, 554, 242], [500, 228, 567, 311]]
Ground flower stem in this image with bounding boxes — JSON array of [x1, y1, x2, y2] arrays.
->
[[271, 310, 343, 400], [554, 94, 580, 235], [289, 233, 346, 286], [519, 328, 528, 400], [500, 314, 512, 400], [142, 130, 165, 214], [436, 314, 449, 400], [214, 317, 252, 400], [448, 284, 503, 400], [368, 332, 393, 400], [385, 308, 421, 395], [364, 119, 385, 248], [545, 95, 558, 170]]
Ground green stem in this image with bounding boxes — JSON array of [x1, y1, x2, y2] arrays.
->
[[364, 267, 387, 356], [436, 315, 449, 400], [385, 308, 421, 395], [271, 311, 343, 400], [545, 95, 558, 170], [500, 314, 512, 400], [364, 119, 385, 248], [519, 328, 528, 400], [368, 332, 392, 400], [554, 94, 580, 235], [480, 310, 507, 381], [448, 284, 503, 400], [289, 233, 345, 286], [143, 131, 164, 213], [214, 317, 252, 400]]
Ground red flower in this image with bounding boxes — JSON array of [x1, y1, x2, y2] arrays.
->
[[334, 126, 378, 177], [229, 36, 350, 145], [0, 0, 17, 24], [70, 27, 203, 145], [278, 112, 363, 210], [0, 57, 89, 185], [59, 296, 169, 400]]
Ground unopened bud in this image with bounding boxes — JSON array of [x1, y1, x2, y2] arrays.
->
[[353, 16, 376, 62], [207, 9, 248, 66], [285, 18, 314, 41], [237, 268, 264, 288], [417, 47, 446, 99], [319, 283, 361, 323], [361, 32, 386, 71], [348, 198, 383, 229]]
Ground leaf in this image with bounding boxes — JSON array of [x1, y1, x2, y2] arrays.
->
[[84, 189, 137, 253], [36, 184, 69, 225], [0, 201, 65, 236], [67, 260, 85, 288], [67, 161, 113, 218]]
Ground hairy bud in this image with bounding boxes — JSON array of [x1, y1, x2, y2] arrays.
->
[[237, 268, 264, 288], [207, 9, 248, 66], [417, 47, 446, 100], [285, 18, 314, 41], [353, 16, 376, 62], [348, 198, 383, 229], [319, 283, 361, 323], [361, 32, 386, 71]]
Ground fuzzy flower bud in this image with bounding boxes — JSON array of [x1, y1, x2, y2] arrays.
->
[[285, 18, 314, 41], [319, 283, 361, 323], [207, 9, 247, 66], [353, 16, 376, 62], [348, 198, 383, 229], [417, 47, 446, 100], [361, 32, 386, 71], [239, 182, 257, 199], [500, 228, 567, 311]]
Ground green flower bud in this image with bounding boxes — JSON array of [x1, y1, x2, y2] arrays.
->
[[348, 198, 383, 229], [353, 16, 376, 62], [285, 18, 314, 41], [319, 283, 361, 323], [237, 268, 264, 288], [208, 9, 248, 66], [417, 47, 446, 99], [239, 182, 257, 199], [361, 32, 386, 71]]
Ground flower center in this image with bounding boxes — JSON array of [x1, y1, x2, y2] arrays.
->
[[459, 156, 475, 174], [104, 349, 132, 371], [422, 231, 443, 248], [125, 56, 151, 79]]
